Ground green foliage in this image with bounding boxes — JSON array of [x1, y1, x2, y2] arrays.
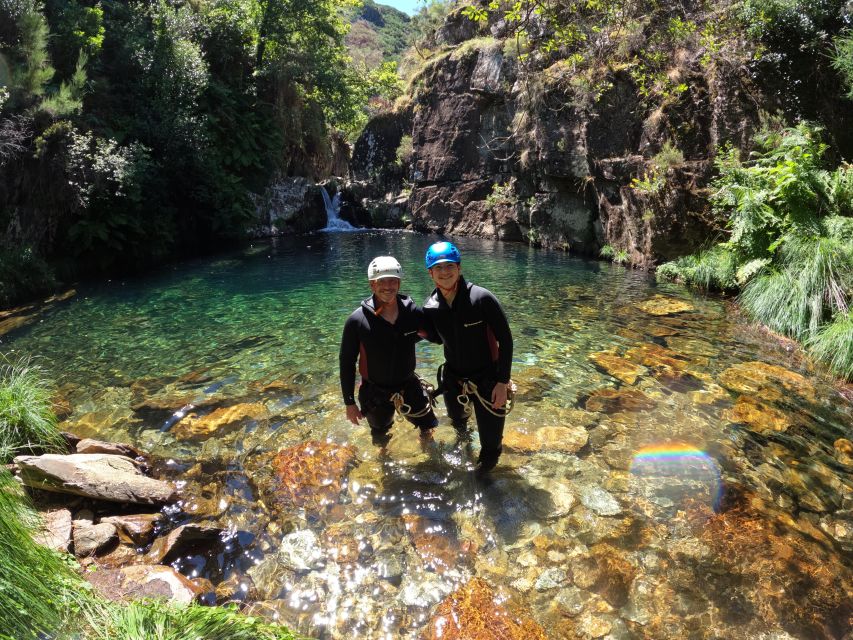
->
[[86, 601, 298, 640], [10, 7, 55, 104], [653, 141, 684, 172], [395, 134, 412, 166], [660, 123, 853, 379], [39, 51, 86, 117], [0, 245, 56, 308], [711, 123, 832, 260], [657, 245, 739, 292], [0, 467, 86, 640], [806, 312, 853, 380], [740, 222, 853, 340], [0, 355, 65, 463], [485, 181, 516, 210], [599, 243, 615, 259], [832, 30, 853, 100]]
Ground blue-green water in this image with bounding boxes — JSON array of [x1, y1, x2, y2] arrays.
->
[[3, 231, 852, 639]]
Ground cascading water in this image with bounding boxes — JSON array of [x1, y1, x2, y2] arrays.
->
[[320, 186, 356, 231]]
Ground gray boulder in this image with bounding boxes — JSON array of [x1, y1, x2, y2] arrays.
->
[[14, 454, 176, 504]]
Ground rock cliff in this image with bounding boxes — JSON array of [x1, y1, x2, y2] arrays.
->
[[349, 2, 850, 266]]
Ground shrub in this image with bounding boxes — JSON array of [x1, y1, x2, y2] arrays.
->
[[657, 245, 739, 292], [0, 356, 65, 463]]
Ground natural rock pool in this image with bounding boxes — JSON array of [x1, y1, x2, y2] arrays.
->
[[3, 231, 852, 639]]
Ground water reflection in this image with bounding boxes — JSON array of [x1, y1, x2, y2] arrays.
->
[[3, 233, 852, 639]]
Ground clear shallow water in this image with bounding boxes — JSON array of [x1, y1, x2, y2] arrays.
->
[[3, 232, 852, 639]]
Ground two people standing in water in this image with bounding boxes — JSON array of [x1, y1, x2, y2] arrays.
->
[[339, 241, 513, 474]]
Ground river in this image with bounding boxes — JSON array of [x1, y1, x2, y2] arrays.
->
[[3, 231, 851, 639]]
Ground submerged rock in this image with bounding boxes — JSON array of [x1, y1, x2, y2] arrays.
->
[[171, 402, 269, 439], [503, 424, 589, 454], [635, 296, 695, 316], [267, 440, 359, 512], [102, 513, 163, 546], [718, 361, 816, 403], [146, 523, 225, 564], [15, 453, 176, 504], [578, 486, 622, 516], [585, 387, 656, 413], [421, 577, 548, 640], [589, 351, 648, 385], [724, 395, 792, 432]]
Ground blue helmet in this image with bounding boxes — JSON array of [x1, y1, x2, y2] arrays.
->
[[425, 241, 461, 269]]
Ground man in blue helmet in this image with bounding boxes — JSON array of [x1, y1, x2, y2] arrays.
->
[[422, 241, 513, 474], [340, 256, 438, 446]]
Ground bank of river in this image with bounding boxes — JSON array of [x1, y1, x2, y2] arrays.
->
[[3, 231, 851, 639]]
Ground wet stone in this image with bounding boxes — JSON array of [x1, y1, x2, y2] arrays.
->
[[503, 424, 589, 454], [421, 577, 548, 640], [578, 612, 613, 638], [635, 295, 695, 316], [267, 440, 358, 512], [398, 570, 450, 608], [578, 486, 622, 516], [268, 529, 321, 573], [172, 402, 269, 439], [101, 513, 163, 546], [724, 396, 792, 432], [585, 388, 656, 413], [534, 566, 567, 591], [718, 361, 816, 403], [624, 343, 692, 377], [554, 585, 587, 617], [589, 351, 648, 385], [73, 520, 118, 557], [146, 523, 224, 564]]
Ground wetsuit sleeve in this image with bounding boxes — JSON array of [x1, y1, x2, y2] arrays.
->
[[416, 304, 441, 344], [339, 315, 360, 405], [483, 293, 513, 383]]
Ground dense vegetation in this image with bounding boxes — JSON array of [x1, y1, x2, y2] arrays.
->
[[658, 123, 853, 379], [0, 0, 399, 307], [0, 365, 297, 640]]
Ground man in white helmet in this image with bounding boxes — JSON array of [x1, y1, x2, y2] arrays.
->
[[339, 256, 438, 445]]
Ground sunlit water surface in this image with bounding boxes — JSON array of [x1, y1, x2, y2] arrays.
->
[[3, 232, 852, 639]]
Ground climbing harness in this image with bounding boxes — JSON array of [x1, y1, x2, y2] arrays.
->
[[437, 363, 517, 418], [389, 375, 436, 421], [456, 378, 517, 418]]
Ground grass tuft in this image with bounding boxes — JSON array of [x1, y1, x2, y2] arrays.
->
[[86, 600, 299, 640], [806, 312, 853, 380], [0, 355, 66, 463], [0, 468, 89, 640]]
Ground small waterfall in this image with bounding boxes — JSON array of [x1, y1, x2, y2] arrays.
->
[[320, 186, 356, 231]]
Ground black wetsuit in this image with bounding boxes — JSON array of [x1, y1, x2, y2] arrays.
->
[[423, 276, 513, 468], [339, 294, 437, 437]]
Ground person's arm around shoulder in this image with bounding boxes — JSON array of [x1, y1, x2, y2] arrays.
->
[[415, 302, 441, 344], [481, 289, 513, 409], [339, 313, 364, 425]]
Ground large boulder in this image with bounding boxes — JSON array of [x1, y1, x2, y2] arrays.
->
[[85, 565, 204, 604], [249, 177, 326, 236], [15, 453, 176, 504]]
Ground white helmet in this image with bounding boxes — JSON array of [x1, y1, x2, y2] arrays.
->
[[367, 256, 403, 280]]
